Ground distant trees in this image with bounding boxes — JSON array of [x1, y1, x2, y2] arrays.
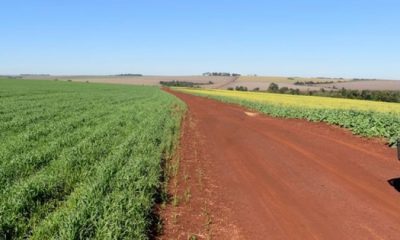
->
[[290, 87, 400, 102], [242, 81, 400, 103], [294, 80, 341, 85], [117, 74, 143, 76], [160, 81, 196, 87], [289, 88, 301, 95], [352, 78, 377, 81], [226, 86, 248, 91], [160, 80, 214, 87], [278, 87, 289, 94], [235, 86, 248, 91], [202, 72, 241, 77], [332, 88, 400, 102], [268, 83, 279, 92]]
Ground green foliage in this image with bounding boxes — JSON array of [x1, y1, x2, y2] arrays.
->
[[160, 80, 197, 87], [268, 82, 279, 93], [0, 79, 185, 239], [202, 72, 239, 76], [234, 86, 248, 91], [278, 87, 289, 93], [333, 88, 400, 103], [160, 80, 213, 87]]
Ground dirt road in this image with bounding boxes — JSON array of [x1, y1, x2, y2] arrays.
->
[[162, 89, 400, 240]]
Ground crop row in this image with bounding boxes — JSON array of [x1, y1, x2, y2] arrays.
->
[[0, 79, 185, 239]]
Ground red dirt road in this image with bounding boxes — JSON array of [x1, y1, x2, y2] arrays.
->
[[162, 89, 400, 240]]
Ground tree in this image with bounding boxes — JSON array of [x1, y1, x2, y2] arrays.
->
[[279, 87, 289, 93], [235, 86, 248, 91], [268, 83, 279, 92]]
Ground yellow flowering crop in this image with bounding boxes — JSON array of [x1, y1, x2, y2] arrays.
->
[[176, 88, 400, 114]]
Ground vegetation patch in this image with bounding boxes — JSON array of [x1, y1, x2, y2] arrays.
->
[[160, 80, 212, 87], [0, 79, 185, 239]]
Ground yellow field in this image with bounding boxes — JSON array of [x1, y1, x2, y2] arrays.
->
[[176, 88, 400, 114]]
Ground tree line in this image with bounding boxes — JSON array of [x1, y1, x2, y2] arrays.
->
[[228, 83, 400, 103], [160, 80, 213, 87], [203, 72, 241, 77]]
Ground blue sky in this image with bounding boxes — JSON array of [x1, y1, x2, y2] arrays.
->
[[1, 0, 400, 79]]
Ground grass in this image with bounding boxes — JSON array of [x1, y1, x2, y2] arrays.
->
[[0, 79, 185, 239], [174, 88, 400, 145]]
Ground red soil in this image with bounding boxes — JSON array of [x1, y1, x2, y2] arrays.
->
[[160, 89, 400, 240]]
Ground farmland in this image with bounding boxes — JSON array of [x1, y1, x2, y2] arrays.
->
[[174, 88, 400, 145], [4, 1, 400, 238], [16, 75, 237, 89], [163, 89, 400, 239], [220, 76, 400, 91], [1, 78, 400, 239], [0, 79, 184, 239], [220, 75, 350, 91], [14, 74, 400, 92], [318, 80, 400, 91]]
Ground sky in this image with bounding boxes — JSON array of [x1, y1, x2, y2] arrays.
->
[[1, 0, 400, 79]]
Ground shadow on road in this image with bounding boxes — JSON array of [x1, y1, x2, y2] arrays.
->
[[388, 178, 400, 192]]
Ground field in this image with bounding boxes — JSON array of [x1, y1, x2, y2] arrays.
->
[[319, 80, 400, 90], [223, 76, 400, 92], [14, 75, 400, 92], [16, 75, 237, 89], [0, 79, 184, 239], [223, 76, 350, 91], [2, 79, 400, 239], [174, 88, 400, 145]]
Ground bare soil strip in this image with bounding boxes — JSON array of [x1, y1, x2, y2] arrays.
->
[[161, 89, 400, 240]]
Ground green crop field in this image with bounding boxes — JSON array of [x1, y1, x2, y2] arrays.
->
[[0, 79, 185, 239]]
